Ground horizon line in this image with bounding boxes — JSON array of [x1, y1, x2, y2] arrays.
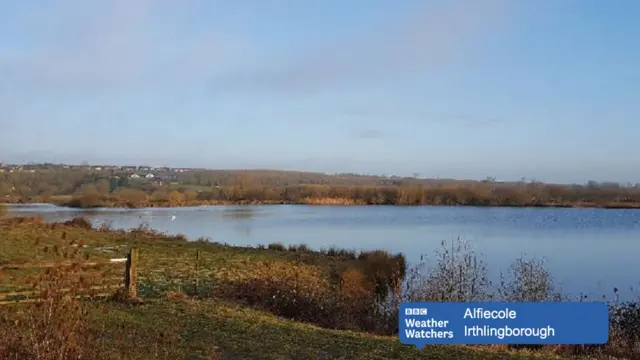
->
[[1, 160, 636, 187]]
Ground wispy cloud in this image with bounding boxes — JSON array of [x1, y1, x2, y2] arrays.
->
[[1, 0, 512, 96], [0, 0, 243, 94], [210, 0, 512, 95]]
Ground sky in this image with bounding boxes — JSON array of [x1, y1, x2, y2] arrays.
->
[[1, 0, 639, 184]]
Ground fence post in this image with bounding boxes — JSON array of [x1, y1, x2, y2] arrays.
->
[[195, 250, 200, 294], [124, 248, 138, 299]]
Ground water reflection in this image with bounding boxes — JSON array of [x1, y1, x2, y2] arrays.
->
[[4, 203, 640, 300], [220, 207, 260, 219]]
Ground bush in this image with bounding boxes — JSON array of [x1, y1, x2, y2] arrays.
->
[[497, 256, 563, 302], [413, 238, 490, 302], [210, 259, 384, 332], [608, 301, 640, 357], [322, 247, 357, 260], [215, 260, 334, 322], [63, 216, 94, 229], [357, 250, 406, 301], [0, 248, 103, 359], [67, 193, 105, 208], [267, 242, 286, 251], [287, 244, 311, 253]]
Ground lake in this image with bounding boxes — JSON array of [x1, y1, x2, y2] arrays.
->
[[5, 203, 640, 301]]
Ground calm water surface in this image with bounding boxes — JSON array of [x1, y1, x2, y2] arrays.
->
[[6, 204, 640, 301]]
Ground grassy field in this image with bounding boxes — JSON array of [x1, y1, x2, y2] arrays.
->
[[0, 215, 632, 359], [83, 298, 571, 360], [3, 296, 567, 360]]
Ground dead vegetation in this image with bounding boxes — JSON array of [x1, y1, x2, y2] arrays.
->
[[0, 216, 638, 359], [4, 168, 640, 208]]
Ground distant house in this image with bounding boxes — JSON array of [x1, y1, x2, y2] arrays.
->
[[145, 173, 155, 179], [130, 174, 141, 179]]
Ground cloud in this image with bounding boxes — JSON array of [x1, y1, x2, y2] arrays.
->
[[1, 0, 512, 97], [210, 0, 512, 95], [0, 0, 242, 94]]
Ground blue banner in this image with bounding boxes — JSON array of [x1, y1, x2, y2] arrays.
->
[[399, 302, 608, 347]]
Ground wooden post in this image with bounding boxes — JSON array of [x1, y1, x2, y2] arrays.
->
[[124, 248, 138, 299], [195, 250, 200, 293]]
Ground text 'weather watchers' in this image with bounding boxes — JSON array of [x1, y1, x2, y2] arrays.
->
[[399, 302, 608, 347]]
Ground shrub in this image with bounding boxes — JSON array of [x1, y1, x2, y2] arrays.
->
[[288, 244, 311, 253], [415, 238, 490, 302], [608, 301, 640, 357], [267, 242, 286, 251], [63, 216, 94, 229], [322, 246, 357, 260], [215, 260, 332, 321], [0, 248, 105, 359], [212, 259, 384, 332], [497, 256, 563, 302], [112, 188, 148, 207], [357, 250, 406, 301], [67, 192, 105, 208]]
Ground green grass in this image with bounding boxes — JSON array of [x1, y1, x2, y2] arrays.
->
[[0, 217, 366, 295], [0, 217, 615, 359], [87, 298, 564, 360]]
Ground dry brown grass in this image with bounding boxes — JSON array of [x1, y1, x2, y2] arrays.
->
[[1, 216, 638, 359], [299, 197, 365, 205], [0, 247, 108, 360]]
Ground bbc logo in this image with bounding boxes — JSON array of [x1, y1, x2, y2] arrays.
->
[[405, 308, 428, 316]]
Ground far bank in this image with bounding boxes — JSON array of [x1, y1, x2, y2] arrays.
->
[[4, 195, 640, 210], [4, 168, 640, 210]]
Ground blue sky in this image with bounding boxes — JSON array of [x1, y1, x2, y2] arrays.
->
[[1, 0, 639, 184]]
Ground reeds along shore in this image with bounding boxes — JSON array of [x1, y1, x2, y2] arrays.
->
[[3, 168, 640, 208], [0, 215, 639, 359], [5, 182, 640, 209]]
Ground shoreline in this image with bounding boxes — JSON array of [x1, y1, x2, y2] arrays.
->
[[1, 215, 639, 359], [4, 197, 640, 210], [4, 168, 640, 212]]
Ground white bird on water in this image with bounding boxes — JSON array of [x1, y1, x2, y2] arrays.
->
[[171, 215, 176, 221]]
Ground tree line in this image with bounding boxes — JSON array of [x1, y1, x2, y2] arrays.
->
[[2, 168, 640, 208]]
